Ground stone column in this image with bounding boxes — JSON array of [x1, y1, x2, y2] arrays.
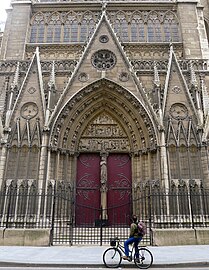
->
[[159, 130, 169, 191], [159, 129, 170, 217], [38, 131, 49, 191], [0, 144, 8, 189]]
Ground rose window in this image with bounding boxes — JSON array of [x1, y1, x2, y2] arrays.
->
[[91, 50, 116, 70]]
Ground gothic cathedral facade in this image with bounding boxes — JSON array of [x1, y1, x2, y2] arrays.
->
[[0, 0, 209, 233]]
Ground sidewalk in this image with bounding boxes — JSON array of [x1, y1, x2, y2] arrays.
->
[[0, 245, 208, 268]]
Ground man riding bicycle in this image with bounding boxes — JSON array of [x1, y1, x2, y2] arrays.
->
[[122, 214, 143, 262]]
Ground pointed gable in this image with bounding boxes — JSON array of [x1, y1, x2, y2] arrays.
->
[[9, 48, 46, 129], [49, 13, 159, 128], [163, 45, 199, 125], [60, 13, 140, 96]]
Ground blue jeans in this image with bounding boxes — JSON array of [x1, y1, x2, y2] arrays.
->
[[124, 237, 142, 258]]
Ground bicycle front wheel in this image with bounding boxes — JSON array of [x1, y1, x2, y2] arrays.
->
[[134, 247, 153, 269], [103, 247, 122, 268]]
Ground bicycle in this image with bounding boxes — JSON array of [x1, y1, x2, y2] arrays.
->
[[103, 237, 153, 269]]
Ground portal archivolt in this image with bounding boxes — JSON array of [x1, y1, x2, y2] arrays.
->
[[50, 79, 157, 154]]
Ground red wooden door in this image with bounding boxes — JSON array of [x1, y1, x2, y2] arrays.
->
[[107, 154, 132, 225], [76, 154, 100, 226]]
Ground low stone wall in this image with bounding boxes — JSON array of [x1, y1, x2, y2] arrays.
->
[[196, 228, 209, 245], [0, 229, 3, 246], [0, 228, 51, 246], [0, 228, 208, 246], [152, 228, 209, 246]]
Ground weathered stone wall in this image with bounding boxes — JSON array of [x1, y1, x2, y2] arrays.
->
[[0, 2, 31, 60], [177, 0, 203, 59], [0, 229, 50, 246], [152, 228, 209, 246]]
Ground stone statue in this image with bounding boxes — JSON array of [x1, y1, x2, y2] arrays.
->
[[100, 155, 107, 184]]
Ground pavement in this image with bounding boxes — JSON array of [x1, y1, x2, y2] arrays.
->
[[0, 245, 208, 268]]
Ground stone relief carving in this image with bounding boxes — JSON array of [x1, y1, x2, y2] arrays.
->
[[78, 72, 89, 82], [79, 112, 130, 152], [27, 87, 36, 94], [172, 86, 181, 94], [21, 102, 38, 119], [169, 103, 188, 120], [119, 72, 129, 82]]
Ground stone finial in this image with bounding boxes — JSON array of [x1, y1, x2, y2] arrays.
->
[[48, 61, 56, 90], [10, 62, 20, 90], [189, 61, 198, 88], [200, 75, 209, 115], [101, 0, 107, 14], [153, 61, 160, 87], [169, 41, 174, 53]]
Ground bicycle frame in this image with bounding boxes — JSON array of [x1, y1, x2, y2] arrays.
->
[[104, 238, 154, 269], [112, 238, 137, 260]]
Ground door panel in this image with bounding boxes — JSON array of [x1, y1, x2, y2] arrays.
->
[[107, 154, 132, 225], [76, 154, 100, 226]]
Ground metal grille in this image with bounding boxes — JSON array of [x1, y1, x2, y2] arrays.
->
[[0, 183, 209, 246]]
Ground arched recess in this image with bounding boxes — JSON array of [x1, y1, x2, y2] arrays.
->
[[48, 79, 158, 225], [50, 79, 157, 152]]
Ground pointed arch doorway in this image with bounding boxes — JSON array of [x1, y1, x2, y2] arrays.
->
[[49, 79, 157, 244], [75, 112, 132, 226], [76, 153, 132, 226]]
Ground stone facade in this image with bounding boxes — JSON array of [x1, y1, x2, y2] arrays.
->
[[0, 0, 209, 243]]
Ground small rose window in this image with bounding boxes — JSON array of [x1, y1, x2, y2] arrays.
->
[[91, 50, 116, 70]]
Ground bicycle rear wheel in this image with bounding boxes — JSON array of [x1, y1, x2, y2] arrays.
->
[[103, 247, 122, 268], [134, 247, 153, 269]]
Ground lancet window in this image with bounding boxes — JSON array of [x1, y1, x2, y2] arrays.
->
[[147, 12, 162, 42], [108, 10, 181, 43], [64, 12, 78, 43], [163, 11, 180, 42], [46, 13, 62, 43], [130, 12, 145, 42], [29, 11, 99, 43], [30, 13, 45, 43], [29, 10, 180, 44], [80, 12, 96, 42], [113, 11, 129, 42]]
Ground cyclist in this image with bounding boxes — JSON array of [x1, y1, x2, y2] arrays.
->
[[122, 214, 142, 262]]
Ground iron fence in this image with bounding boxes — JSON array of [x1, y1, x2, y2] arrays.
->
[[0, 184, 209, 245]]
